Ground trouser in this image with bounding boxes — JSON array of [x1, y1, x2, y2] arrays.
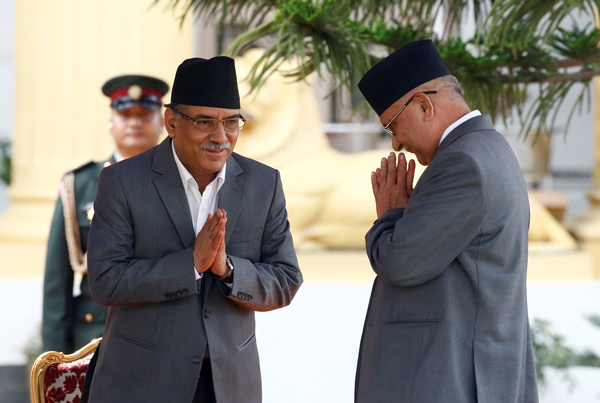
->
[[193, 360, 216, 403]]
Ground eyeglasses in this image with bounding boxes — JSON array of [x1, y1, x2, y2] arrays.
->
[[174, 109, 246, 132], [383, 90, 437, 136]]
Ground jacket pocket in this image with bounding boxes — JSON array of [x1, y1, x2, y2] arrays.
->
[[115, 332, 159, 351], [385, 319, 441, 325], [239, 332, 256, 350], [228, 228, 263, 244]]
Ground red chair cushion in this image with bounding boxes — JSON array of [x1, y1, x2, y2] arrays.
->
[[44, 354, 93, 403]]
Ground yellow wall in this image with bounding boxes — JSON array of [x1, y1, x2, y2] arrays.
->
[[0, 0, 192, 275]]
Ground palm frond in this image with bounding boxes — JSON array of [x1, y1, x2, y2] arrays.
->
[[481, 0, 600, 51], [552, 23, 600, 66], [153, 0, 279, 27], [157, 0, 600, 137], [226, 1, 376, 93]]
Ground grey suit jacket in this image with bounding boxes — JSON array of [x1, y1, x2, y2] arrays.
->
[[87, 137, 302, 402], [356, 116, 538, 402]]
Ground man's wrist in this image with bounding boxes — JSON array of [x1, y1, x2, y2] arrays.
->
[[218, 256, 234, 284]]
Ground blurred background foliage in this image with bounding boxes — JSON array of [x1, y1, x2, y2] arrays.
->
[[156, 0, 600, 136], [0, 139, 11, 186], [532, 315, 600, 386]]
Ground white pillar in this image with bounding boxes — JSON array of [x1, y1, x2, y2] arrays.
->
[[0, 0, 192, 277]]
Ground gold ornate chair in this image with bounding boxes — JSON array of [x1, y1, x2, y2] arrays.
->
[[30, 337, 101, 403]]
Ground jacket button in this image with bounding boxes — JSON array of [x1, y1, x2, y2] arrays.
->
[[176, 291, 183, 297], [165, 293, 171, 299], [203, 310, 210, 319], [182, 289, 189, 295], [192, 356, 202, 364], [85, 313, 93, 323]]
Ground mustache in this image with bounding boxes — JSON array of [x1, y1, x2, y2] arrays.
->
[[200, 141, 231, 151]]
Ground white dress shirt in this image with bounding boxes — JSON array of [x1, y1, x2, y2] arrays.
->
[[113, 150, 124, 163], [438, 110, 481, 146], [171, 141, 227, 279]]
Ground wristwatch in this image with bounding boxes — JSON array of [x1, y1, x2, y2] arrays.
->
[[219, 256, 234, 284]]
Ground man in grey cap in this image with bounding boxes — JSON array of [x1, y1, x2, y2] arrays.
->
[[42, 74, 168, 353], [355, 40, 538, 402], [86, 56, 302, 402]]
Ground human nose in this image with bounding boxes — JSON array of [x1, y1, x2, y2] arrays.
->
[[126, 115, 143, 125], [210, 121, 228, 142]]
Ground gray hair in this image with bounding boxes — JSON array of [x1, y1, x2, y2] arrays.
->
[[427, 75, 466, 103], [168, 103, 186, 119]]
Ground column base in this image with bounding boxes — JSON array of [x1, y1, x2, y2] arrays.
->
[[296, 249, 595, 283], [527, 248, 594, 281], [0, 200, 52, 278], [567, 201, 600, 278], [0, 240, 46, 278], [0, 201, 54, 242]]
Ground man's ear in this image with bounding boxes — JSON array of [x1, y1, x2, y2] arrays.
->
[[164, 108, 176, 138], [415, 93, 434, 122]]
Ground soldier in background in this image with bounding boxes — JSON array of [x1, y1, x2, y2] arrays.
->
[[42, 75, 168, 352]]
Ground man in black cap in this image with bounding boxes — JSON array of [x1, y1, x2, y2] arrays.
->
[[42, 74, 168, 353], [355, 40, 538, 402], [85, 56, 302, 402]]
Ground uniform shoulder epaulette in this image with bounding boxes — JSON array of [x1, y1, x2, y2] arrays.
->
[[68, 160, 97, 175]]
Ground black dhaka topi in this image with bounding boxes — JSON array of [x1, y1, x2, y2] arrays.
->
[[166, 56, 240, 110], [358, 39, 450, 116]]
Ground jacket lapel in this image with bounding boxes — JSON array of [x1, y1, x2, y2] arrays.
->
[[151, 138, 196, 248], [218, 154, 247, 245], [151, 143, 247, 298], [202, 154, 246, 303]]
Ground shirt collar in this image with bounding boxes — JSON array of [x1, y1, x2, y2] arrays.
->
[[114, 150, 124, 163], [439, 110, 482, 146], [171, 140, 227, 191]]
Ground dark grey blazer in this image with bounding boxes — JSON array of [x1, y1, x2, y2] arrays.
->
[[87, 137, 302, 402], [356, 116, 538, 402]]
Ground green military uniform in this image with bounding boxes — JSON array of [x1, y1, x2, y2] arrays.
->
[[42, 74, 168, 353], [42, 158, 114, 352]]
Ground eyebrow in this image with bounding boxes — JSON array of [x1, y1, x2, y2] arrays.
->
[[193, 113, 242, 120]]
